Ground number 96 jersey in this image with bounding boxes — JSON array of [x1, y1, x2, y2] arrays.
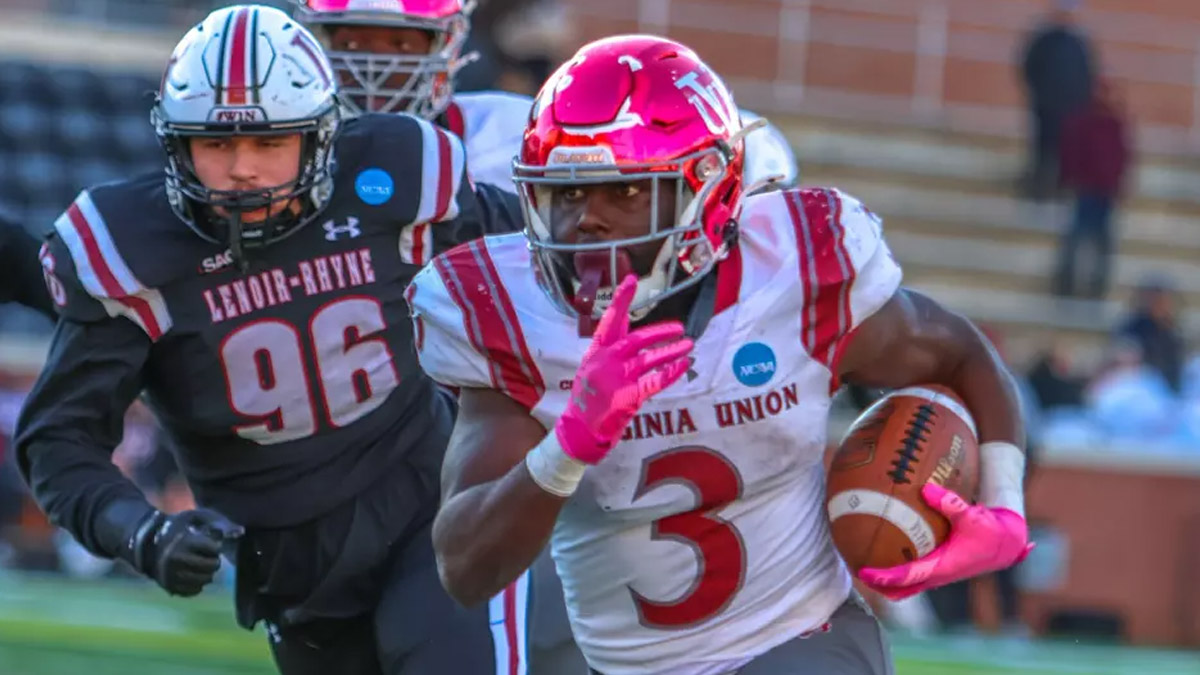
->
[[409, 187, 903, 675], [28, 113, 520, 529]]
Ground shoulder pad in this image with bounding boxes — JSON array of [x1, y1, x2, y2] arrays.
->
[[449, 91, 534, 193], [44, 188, 173, 339], [340, 113, 468, 227], [775, 187, 901, 370], [407, 238, 547, 411], [741, 109, 798, 189]]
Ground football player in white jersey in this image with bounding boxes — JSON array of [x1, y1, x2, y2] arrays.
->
[[292, 0, 799, 194], [408, 35, 1033, 675], [294, 4, 798, 671]]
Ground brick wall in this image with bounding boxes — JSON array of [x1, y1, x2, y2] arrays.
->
[[558, 0, 1200, 152]]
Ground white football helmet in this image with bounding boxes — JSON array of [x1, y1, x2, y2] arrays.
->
[[152, 4, 341, 253]]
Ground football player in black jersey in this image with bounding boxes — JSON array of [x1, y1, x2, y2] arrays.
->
[[15, 5, 521, 674]]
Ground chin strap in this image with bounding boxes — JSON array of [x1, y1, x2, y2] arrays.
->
[[226, 209, 249, 273], [683, 267, 720, 339]]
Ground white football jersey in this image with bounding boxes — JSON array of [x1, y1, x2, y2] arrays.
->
[[409, 188, 901, 675], [445, 91, 532, 193], [445, 91, 798, 194]]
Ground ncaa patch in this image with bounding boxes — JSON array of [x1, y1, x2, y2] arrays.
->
[[732, 342, 776, 387], [355, 168, 394, 206]]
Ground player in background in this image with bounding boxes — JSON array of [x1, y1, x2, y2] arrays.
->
[[409, 35, 1033, 675], [16, 6, 524, 674], [292, 0, 799, 193], [1, 215, 54, 318]]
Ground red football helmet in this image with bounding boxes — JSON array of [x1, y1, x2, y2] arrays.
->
[[292, 0, 474, 118], [513, 35, 748, 322]]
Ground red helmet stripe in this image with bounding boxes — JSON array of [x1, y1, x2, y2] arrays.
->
[[290, 30, 332, 89], [225, 6, 252, 105]]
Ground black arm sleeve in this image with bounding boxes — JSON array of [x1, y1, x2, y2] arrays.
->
[[429, 179, 524, 256], [14, 316, 155, 558], [0, 216, 55, 319], [473, 182, 524, 236]]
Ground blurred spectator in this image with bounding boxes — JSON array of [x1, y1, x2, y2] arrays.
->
[[1086, 336, 1176, 439], [1027, 342, 1087, 411], [1018, 0, 1095, 201], [1054, 80, 1130, 299], [1117, 277, 1183, 393]]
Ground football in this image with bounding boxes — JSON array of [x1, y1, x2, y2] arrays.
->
[[826, 385, 980, 572]]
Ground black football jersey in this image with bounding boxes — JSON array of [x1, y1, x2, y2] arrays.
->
[[16, 112, 522, 538]]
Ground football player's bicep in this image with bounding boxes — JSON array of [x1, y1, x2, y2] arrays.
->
[[837, 288, 967, 390], [441, 387, 547, 501]]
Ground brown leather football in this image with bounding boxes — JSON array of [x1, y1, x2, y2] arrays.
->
[[826, 385, 980, 572]]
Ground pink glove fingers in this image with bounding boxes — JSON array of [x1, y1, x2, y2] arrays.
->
[[636, 355, 693, 399], [923, 483, 970, 520], [588, 275, 638, 347], [856, 483, 1033, 600], [557, 275, 695, 465], [628, 337, 694, 375], [612, 321, 687, 358], [859, 551, 944, 589]]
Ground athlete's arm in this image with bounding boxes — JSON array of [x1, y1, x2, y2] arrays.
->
[[0, 216, 54, 318], [14, 316, 157, 557], [836, 288, 1024, 447], [839, 288, 1033, 597], [432, 388, 567, 607], [430, 276, 692, 607]]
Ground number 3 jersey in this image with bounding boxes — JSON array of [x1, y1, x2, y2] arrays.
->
[[409, 187, 903, 675], [18, 112, 522, 532]]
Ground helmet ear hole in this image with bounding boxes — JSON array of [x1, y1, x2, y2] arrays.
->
[[693, 154, 722, 183]]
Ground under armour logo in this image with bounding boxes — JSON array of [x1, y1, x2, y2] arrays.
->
[[323, 217, 362, 241], [675, 70, 737, 136]]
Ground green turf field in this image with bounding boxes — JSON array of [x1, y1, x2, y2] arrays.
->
[[0, 572, 1197, 675]]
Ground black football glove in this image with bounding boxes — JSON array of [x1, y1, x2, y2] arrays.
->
[[125, 508, 244, 597]]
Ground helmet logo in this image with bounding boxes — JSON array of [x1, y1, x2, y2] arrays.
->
[[346, 0, 407, 9], [548, 146, 615, 166], [210, 107, 265, 123], [675, 70, 735, 136], [290, 31, 332, 88], [617, 55, 643, 72]]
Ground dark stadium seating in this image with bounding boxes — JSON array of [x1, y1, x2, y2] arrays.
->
[[0, 60, 162, 236]]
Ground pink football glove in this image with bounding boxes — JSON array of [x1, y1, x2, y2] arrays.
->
[[858, 482, 1034, 601], [555, 275, 694, 465]]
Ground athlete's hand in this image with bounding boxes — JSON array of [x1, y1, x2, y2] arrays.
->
[[858, 483, 1033, 601], [128, 508, 243, 597], [555, 275, 694, 464]]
